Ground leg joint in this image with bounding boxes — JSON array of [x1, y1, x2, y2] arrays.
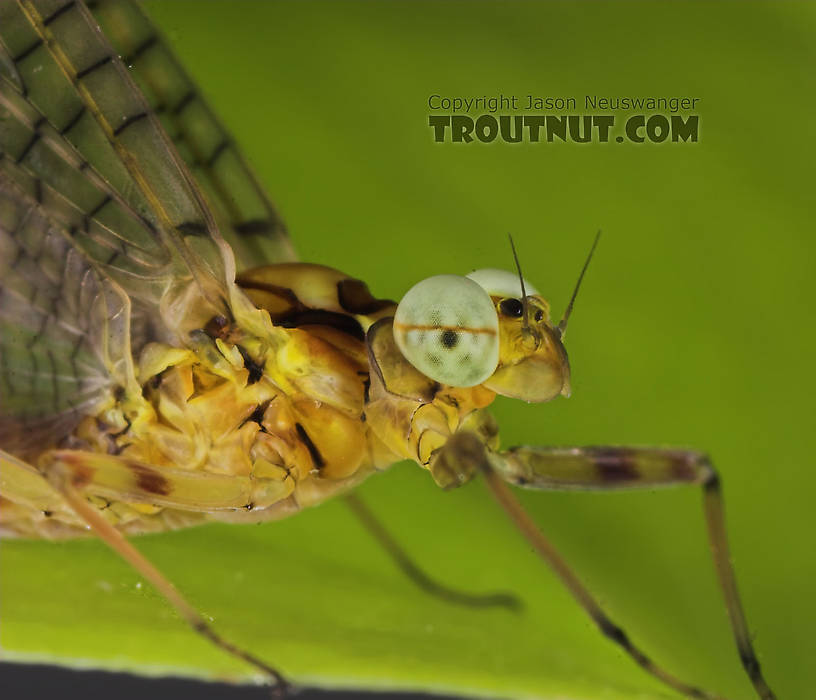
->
[[699, 455, 720, 492], [597, 617, 633, 651], [739, 647, 763, 681], [191, 619, 211, 635]]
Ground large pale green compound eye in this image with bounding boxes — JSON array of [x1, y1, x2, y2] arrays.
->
[[466, 268, 540, 298], [393, 275, 500, 387]]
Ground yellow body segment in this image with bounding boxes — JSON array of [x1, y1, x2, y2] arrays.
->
[[0, 263, 499, 537]]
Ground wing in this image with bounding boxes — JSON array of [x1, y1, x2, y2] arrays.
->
[[0, 0, 234, 332], [0, 170, 137, 457], [89, 0, 297, 270], [0, 0, 274, 451]]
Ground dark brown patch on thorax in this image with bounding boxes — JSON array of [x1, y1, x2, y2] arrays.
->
[[337, 278, 395, 315], [295, 422, 325, 469], [203, 315, 230, 340], [236, 345, 264, 385]]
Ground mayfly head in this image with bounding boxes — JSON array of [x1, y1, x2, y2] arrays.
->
[[392, 235, 602, 403], [465, 267, 570, 403]]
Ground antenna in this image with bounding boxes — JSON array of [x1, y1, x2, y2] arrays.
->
[[508, 234, 530, 332], [556, 230, 601, 339]]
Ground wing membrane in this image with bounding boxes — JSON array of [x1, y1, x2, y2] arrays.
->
[[0, 0, 295, 454], [0, 0, 231, 332], [0, 172, 136, 456], [90, 0, 297, 269], [0, 74, 173, 307]]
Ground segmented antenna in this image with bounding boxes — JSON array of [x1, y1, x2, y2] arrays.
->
[[556, 230, 601, 339], [508, 234, 530, 332]]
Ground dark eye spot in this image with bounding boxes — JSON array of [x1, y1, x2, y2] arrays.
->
[[440, 330, 459, 349], [499, 298, 523, 317], [534, 309, 544, 322]]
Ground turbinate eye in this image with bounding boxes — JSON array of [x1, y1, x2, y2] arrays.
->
[[466, 268, 539, 298], [499, 298, 524, 318], [393, 275, 500, 387]]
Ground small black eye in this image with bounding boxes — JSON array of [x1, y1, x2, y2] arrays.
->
[[499, 298, 524, 317], [534, 309, 544, 322]]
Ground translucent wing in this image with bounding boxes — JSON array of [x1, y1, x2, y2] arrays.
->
[[0, 0, 275, 451], [0, 171, 136, 457], [0, 73, 175, 313], [0, 0, 232, 332], [89, 0, 297, 270]]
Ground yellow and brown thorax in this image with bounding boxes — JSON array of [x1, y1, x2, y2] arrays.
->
[[50, 264, 497, 529]]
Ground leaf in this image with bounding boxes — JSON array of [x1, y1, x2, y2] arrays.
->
[[2, 1, 814, 699]]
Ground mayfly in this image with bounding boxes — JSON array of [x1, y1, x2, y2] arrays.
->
[[0, 1, 776, 698]]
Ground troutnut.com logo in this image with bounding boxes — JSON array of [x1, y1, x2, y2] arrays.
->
[[428, 94, 700, 144]]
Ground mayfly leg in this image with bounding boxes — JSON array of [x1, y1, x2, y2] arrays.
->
[[482, 468, 723, 700], [344, 492, 523, 611], [433, 432, 777, 700], [484, 443, 775, 700], [25, 450, 293, 696]]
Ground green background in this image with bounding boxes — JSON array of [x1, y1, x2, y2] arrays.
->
[[2, 2, 814, 699]]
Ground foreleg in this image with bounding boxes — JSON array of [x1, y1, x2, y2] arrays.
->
[[430, 434, 776, 700]]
